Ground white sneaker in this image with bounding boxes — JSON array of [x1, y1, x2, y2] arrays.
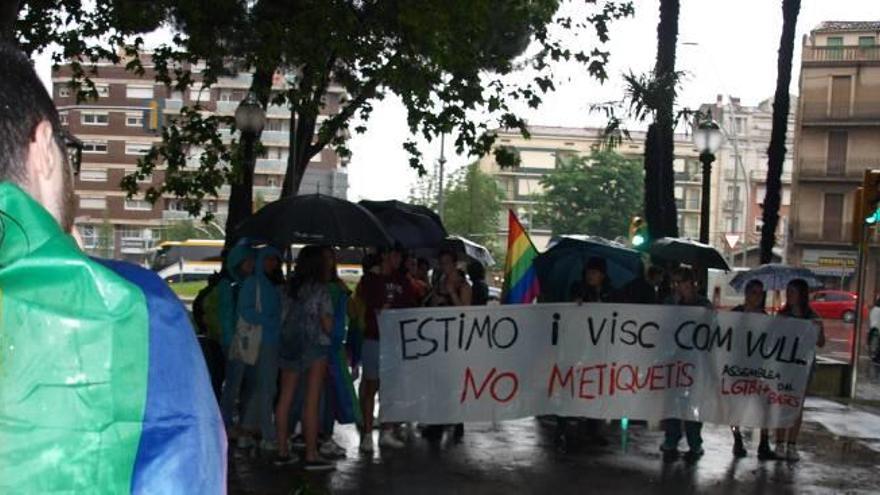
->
[[774, 443, 786, 459], [786, 443, 800, 462], [319, 438, 347, 459], [379, 430, 405, 449], [359, 434, 374, 453]]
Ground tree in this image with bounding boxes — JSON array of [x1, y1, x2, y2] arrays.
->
[[590, 0, 682, 240], [109, 0, 634, 235], [535, 149, 643, 239], [645, 0, 681, 240], [442, 163, 504, 242], [760, 0, 800, 264]]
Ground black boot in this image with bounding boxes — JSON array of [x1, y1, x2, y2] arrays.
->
[[732, 430, 747, 458]]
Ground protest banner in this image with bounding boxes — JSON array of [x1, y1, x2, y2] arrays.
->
[[378, 303, 819, 428]]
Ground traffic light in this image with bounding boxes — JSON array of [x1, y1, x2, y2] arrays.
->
[[862, 169, 880, 225], [629, 216, 649, 250]]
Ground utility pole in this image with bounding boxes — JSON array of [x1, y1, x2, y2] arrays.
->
[[437, 132, 447, 221]]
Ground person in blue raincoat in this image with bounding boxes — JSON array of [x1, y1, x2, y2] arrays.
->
[[218, 243, 256, 352], [220, 245, 283, 450]]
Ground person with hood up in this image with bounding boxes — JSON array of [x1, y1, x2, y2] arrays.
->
[[221, 245, 283, 451]]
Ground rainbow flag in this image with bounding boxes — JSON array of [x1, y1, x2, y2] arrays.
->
[[0, 183, 225, 493], [502, 210, 541, 304]]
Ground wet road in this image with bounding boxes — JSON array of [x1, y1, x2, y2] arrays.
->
[[229, 399, 880, 494]]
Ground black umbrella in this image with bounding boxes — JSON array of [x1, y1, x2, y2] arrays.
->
[[359, 200, 446, 249], [649, 237, 730, 271], [535, 235, 644, 302], [236, 194, 393, 247]]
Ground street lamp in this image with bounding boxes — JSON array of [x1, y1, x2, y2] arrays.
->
[[692, 118, 724, 245], [227, 91, 266, 232]]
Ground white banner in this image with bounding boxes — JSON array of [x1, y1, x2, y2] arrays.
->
[[378, 303, 819, 428]]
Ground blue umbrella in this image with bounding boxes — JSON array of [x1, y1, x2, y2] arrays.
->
[[534, 235, 644, 303], [729, 264, 822, 292]]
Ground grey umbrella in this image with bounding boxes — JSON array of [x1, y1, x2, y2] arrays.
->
[[729, 264, 822, 292]]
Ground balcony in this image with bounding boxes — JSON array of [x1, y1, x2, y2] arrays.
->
[[261, 130, 289, 144], [802, 45, 880, 64], [215, 100, 239, 114], [255, 158, 286, 174], [797, 159, 876, 182], [750, 170, 792, 183], [162, 210, 193, 220], [674, 171, 702, 183], [792, 220, 853, 245], [676, 198, 701, 211], [802, 102, 880, 124]]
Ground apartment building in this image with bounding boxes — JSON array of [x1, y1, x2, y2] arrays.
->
[[789, 21, 880, 293], [54, 57, 348, 263], [700, 95, 796, 265], [477, 126, 702, 250]]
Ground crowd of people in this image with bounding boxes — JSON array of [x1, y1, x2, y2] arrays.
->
[[193, 243, 491, 471], [192, 242, 827, 472]]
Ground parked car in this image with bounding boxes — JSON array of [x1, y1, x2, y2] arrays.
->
[[809, 290, 863, 322]]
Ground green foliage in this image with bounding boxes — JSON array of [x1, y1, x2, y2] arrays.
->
[[535, 150, 643, 239], [442, 163, 504, 241]]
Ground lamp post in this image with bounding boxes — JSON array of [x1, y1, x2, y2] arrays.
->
[[692, 119, 724, 245], [226, 91, 266, 234]]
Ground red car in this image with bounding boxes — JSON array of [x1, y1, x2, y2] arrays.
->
[[809, 290, 863, 322]]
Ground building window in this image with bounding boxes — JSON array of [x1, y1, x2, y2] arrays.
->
[[859, 36, 876, 48], [82, 141, 108, 153], [830, 76, 851, 119], [124, 199, 152, 211], [125, 143, 153, 156], [827, 36, 843, 47], [827, 130, 848, 175], [126, 113, 144, 127], [81, 112, 109, 125], [822, 193, 844, 241], [58, 86, 70, 98], [79, 225, 98, 248], [59, 112, 68, 125], [517, 178, 544, 197], [119, 226, 146, 239], [169, 90, 184, 102], [782, 188, 791, 206], [519, 150, 556, 169], [754, 219, 764, 234], [79, 196, 106, 209], [95, 84, 110, 97], [126, 85, 154, 99], [79, 170, 107, 182]]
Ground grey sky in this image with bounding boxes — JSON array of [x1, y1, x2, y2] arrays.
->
[[345, 0, 880, 202]]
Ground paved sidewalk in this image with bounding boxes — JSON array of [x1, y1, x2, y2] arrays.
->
[[229, 397, 880, 494]]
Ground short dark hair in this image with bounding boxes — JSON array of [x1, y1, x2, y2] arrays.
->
[[438, 249, 457, 262], [0, 43, 63, 184]]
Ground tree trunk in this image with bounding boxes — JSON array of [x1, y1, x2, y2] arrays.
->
[[0, 1, 21, 42], [760, 0, 800, 264], [223, 65, 273, 245], [281, 105, 317, 198], [644, 0, 680, 240]]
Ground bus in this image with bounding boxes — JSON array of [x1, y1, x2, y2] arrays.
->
[[150, 239, 365, 285]]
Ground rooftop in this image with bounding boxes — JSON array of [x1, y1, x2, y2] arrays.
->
[[814, 21, 880, 33]]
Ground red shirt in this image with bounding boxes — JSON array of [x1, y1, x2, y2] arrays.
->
[[358, 271, 417, 340]]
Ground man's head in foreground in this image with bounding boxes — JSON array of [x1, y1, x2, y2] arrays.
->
[[0, 42, 75, 232]]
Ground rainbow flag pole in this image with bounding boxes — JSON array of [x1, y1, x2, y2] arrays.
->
[[501, 210, 541, 304]]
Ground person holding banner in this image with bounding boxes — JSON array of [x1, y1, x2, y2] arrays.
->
[[358, 245, 417, 452], [773, 279, 825, 462], [560, 256, 614, 449], [729, 279, 775, 460], [661, 266, 712, 462], [424, 250, 473, 441]]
